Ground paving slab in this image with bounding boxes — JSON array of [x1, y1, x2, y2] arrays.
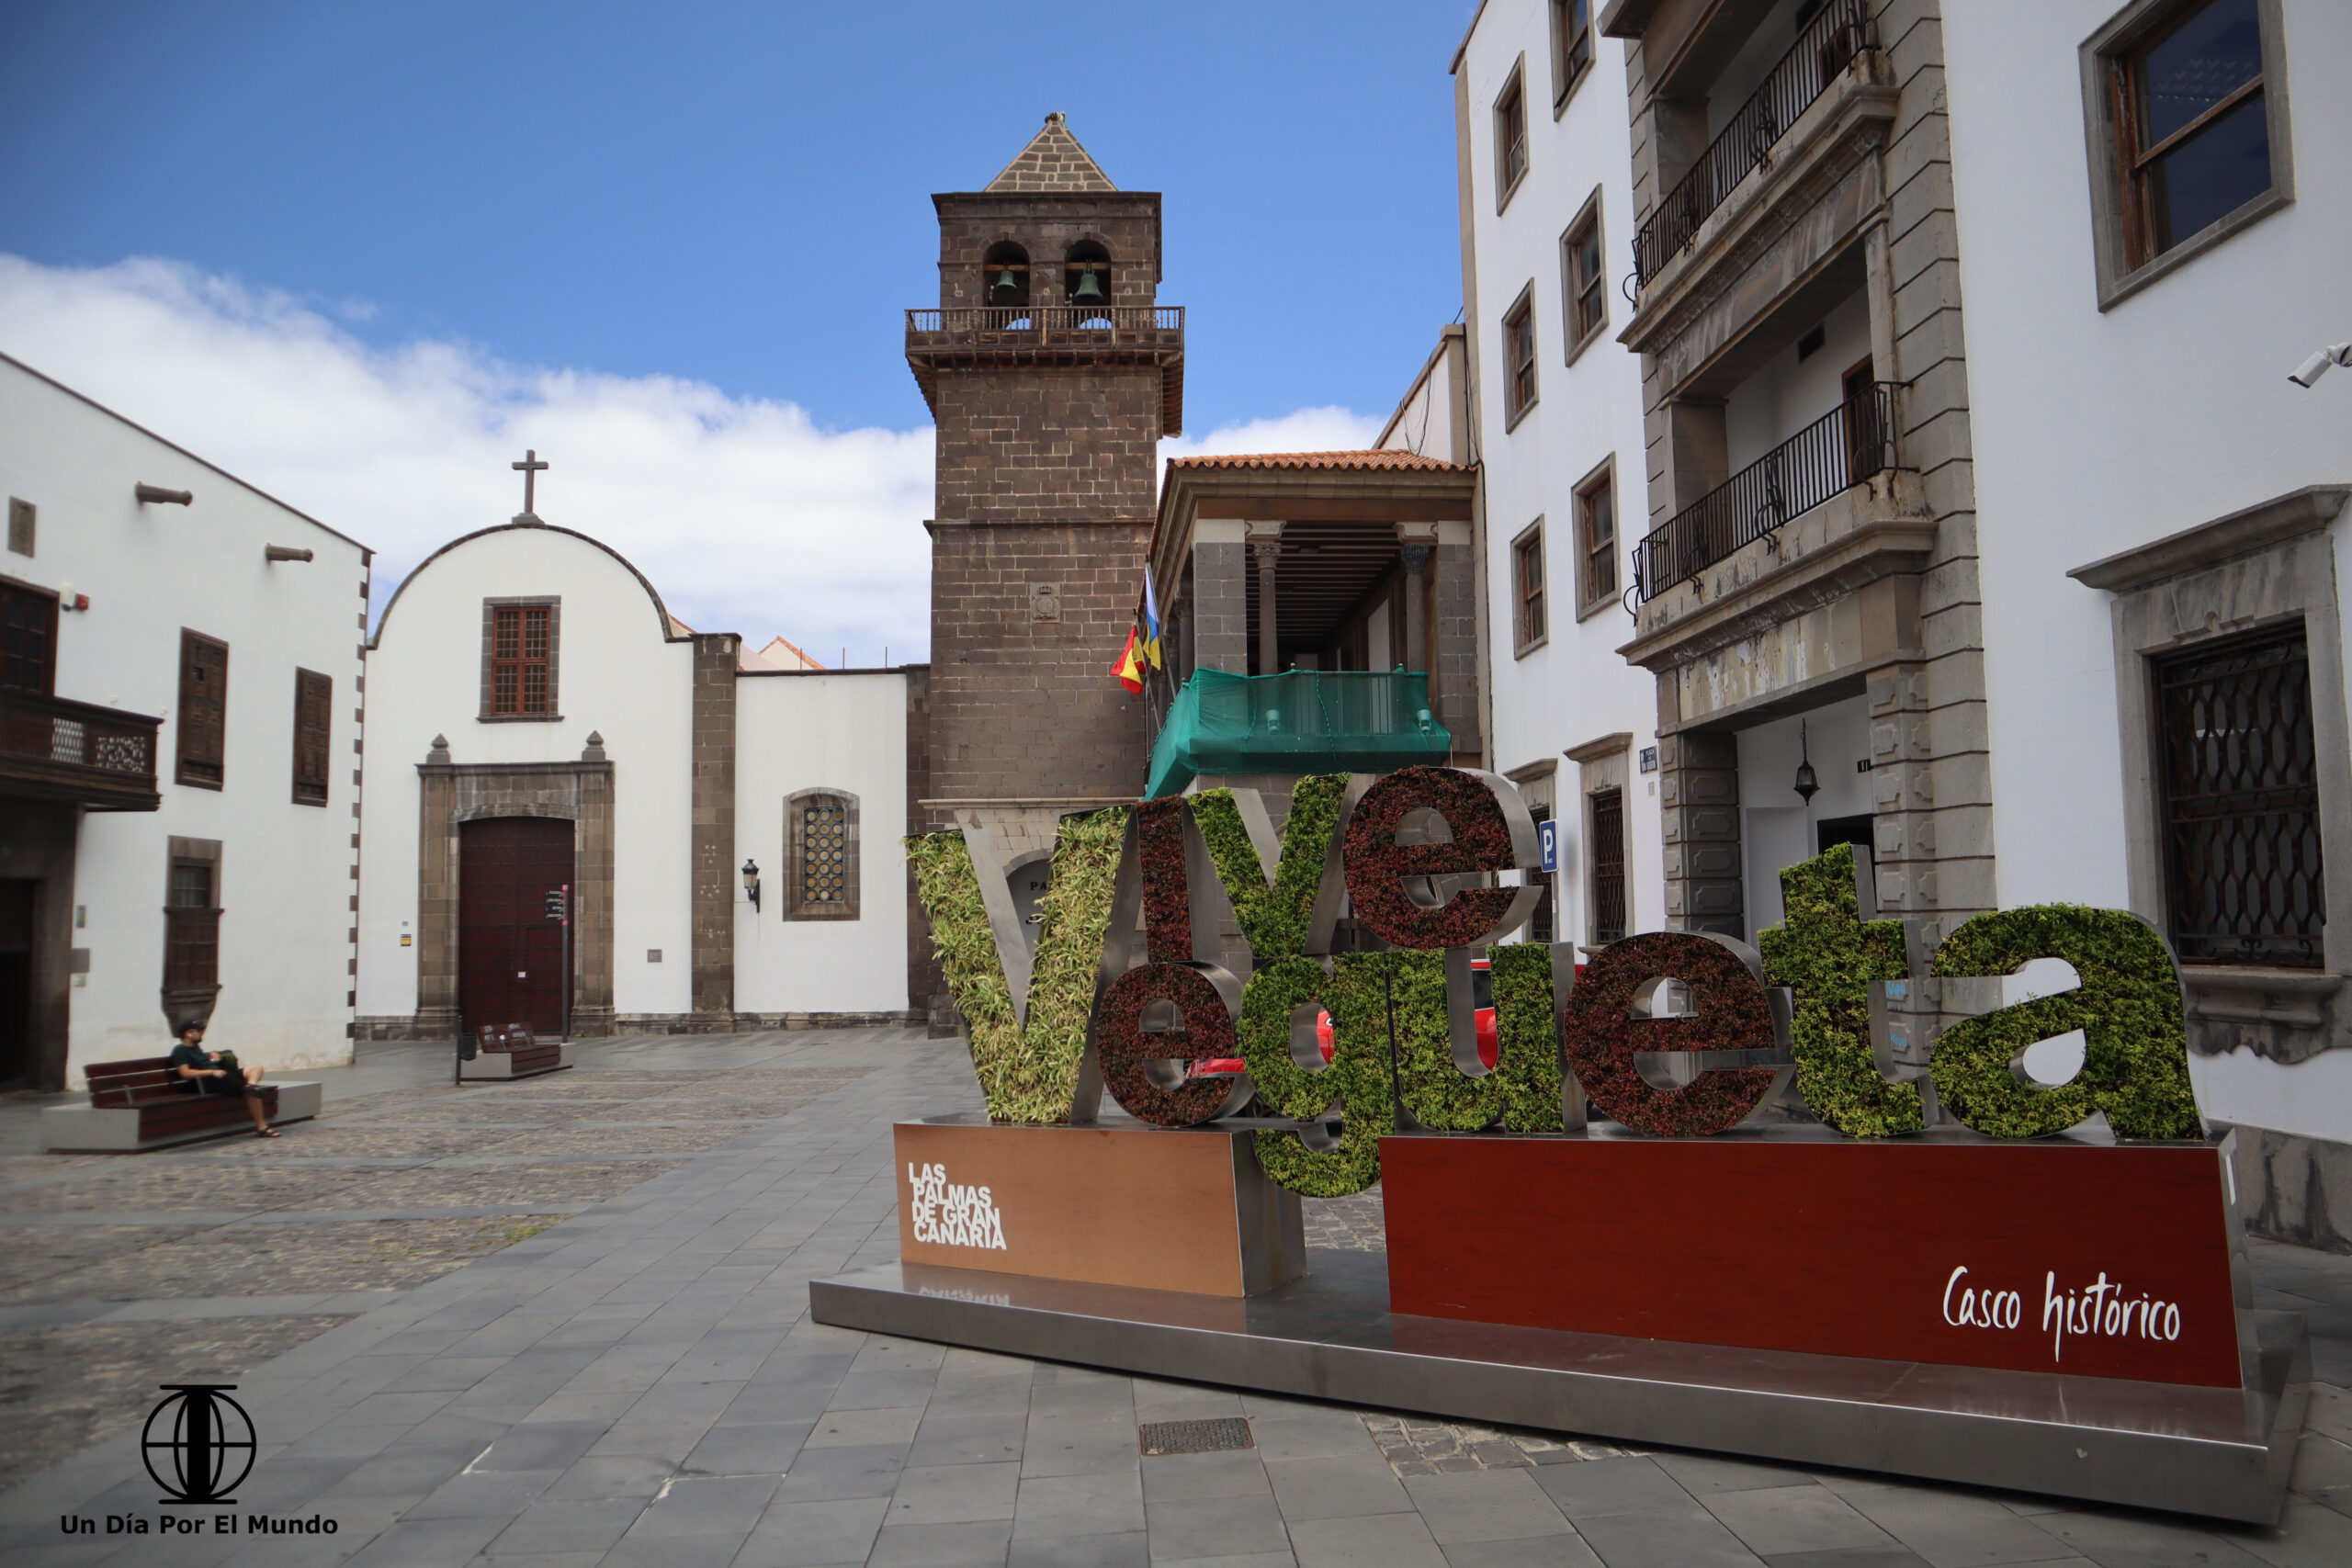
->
[[1, 1023, 2349, 1567]]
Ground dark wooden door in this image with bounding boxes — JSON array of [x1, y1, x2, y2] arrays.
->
[[458, 818, 572, 1035]]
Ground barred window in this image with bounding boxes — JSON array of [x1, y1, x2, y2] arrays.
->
[[787, 790, 861, 919], [1589, 787, 1627, 946], [163, 854, 220, 1008], [2154, 624, 2323, 967]]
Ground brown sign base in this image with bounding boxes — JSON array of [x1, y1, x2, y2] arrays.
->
[[1383, 1126, 2253, 1387], [893, 1114, 1306, 1297]]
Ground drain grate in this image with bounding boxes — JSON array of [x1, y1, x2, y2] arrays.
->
[[1137, 1416, 1254, 1456]]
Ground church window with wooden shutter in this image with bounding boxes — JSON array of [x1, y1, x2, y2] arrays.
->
[[786, 789, 861, 919], [291, 668, 332, 805], [2, 577, 58, 694], [175, 629, 228, 789], [481, 598, 560, 720]]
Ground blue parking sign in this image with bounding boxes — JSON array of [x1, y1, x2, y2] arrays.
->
[[1537, 818, 1557, 874]]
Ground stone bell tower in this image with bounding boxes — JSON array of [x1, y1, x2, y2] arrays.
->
[[908, 113, 1184, 867]]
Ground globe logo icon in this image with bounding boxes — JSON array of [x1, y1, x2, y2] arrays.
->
[[141, 1384, 256, 1505]]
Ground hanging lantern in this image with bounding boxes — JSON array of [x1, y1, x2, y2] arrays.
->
[[1792, 719, 1820, 805]]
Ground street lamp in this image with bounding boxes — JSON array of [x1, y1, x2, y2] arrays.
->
[[742, 859, 762, 912], [2289, 343, 2351, 389]]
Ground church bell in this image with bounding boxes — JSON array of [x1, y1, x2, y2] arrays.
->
[[990, 267, 1021, 304], [1071, 267, 1105, 306]]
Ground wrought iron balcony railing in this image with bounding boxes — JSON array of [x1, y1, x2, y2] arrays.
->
[[1631, 380, 1899, 604], [905, 305, 1184, 343], [1631, 0, 1876, 289], [0, 688, 163, 810]]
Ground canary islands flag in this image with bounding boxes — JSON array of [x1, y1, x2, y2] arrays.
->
[[1140, 566, 1164, 670], [1114, 626, 1146, 694]]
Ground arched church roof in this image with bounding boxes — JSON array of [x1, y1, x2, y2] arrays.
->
[[986, 113, 1116, 193], [368, 520, 687, 650]]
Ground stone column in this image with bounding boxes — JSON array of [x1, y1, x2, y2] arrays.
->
[[1398, 535, 1433, 675], [1191, 525, 1250, 675], [1247, 521, 1283, 676], [690, 634, 740, 1030], [1657, 716, 1743, 939]]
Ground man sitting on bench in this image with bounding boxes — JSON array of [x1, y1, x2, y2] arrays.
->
[[168, 1021, 277, 1138]]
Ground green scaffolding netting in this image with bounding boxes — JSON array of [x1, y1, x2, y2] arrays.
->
[[1145, 669, 1453, 799]]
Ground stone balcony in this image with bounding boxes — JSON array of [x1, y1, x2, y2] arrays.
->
[[1621, 39, 1899, 399], [905, 304, 1186, 436]]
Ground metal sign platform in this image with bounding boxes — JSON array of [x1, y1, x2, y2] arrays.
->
[[809, 1247, 2309, 1524]]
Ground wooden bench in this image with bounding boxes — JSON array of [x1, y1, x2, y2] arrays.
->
[[461, 1022, 571, 1082], [41, 1056, 322, 1152]]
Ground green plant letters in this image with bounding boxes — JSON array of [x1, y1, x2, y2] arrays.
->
[[1758, 843, 1921, 1138], [908, 774, 2206, 1187], [904, 808, 1126, 1124], [1929, 905, 2201, 1140]]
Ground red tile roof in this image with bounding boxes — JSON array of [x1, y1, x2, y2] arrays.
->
[[1166, 449, 1470, 473]]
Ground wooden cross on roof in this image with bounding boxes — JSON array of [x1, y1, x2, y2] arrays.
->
[[513, 449, 548, 517]]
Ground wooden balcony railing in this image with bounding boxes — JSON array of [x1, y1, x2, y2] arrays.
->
[[0, 688, 163, 810], [1631, 0, 1876, 289], [1631, 381, 1900, 604]]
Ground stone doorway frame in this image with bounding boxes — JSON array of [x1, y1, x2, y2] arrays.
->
[[414, 749, 615, 1037]]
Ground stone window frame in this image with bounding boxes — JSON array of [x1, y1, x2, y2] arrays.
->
[[1494, 54, 1531, 213], [6, 497, 31, 558], [2070, 484, 2351, 1063], [2078, 0, 2293, 311], [1501, 282, 1540, 431], [786, 787, 862, 921], [1550, 0, 1595, 117], [1574, 455, 1620, 621], [1510, 517, 1548, 659], [479, 596, 563, 723], [1560, 187, 1610, 364]]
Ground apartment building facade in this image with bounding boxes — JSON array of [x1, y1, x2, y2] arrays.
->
[[1450, 0, 1666, 953], [1538, 0, 2352, 1235]]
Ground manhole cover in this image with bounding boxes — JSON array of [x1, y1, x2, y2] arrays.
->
[[1138, 1417, 1254, 1456]]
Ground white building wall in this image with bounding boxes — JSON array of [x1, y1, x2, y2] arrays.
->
[[1941, 3, 2352, 1139], [1456, 3, 1663, 945], [0, 355, 368, 1081], [733, 672, 910, 1017], [356, 525, 696, 1021]]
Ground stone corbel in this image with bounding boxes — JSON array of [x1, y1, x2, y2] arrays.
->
[[2182, 968, 2348, 1065]]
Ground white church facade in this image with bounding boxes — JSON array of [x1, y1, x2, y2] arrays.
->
[[355, 501, 923, 1039]]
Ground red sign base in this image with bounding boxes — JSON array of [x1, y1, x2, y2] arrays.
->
[[1380, 1128, 2253, 1389]]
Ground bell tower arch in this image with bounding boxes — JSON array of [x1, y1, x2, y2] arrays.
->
[[908, 113, 1185, 868]]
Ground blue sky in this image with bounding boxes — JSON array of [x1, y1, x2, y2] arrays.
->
[[0, 0, 1476, 438]]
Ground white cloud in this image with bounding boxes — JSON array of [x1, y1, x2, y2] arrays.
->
[[0, 256, 1384, 665], [0, 255, 934, 664], [1161, 404, 1382, 460]]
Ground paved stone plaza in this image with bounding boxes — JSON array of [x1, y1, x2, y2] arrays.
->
[[0, 1026, 2347, 1566]]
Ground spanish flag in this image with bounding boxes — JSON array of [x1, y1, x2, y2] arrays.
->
[[1114, 626, 1146, 694]]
